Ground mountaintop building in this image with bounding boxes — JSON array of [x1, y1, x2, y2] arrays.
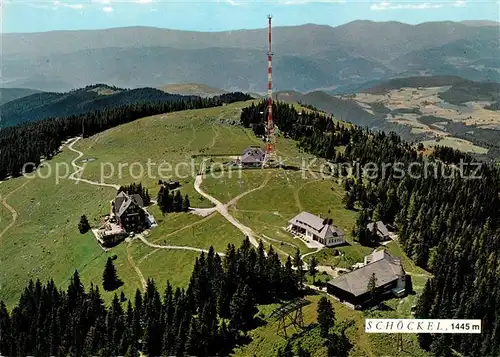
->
[[327, 250, 407, 309], [287, 211, 345, 247], [240, 146, 266, 168], [112, 191, 146, 233]]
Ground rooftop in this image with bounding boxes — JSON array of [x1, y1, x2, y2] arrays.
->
[[114, 192, 144, 217], [241, 146, 265, 164], [367, 221, 391, 237], [288, 211, 344, 239], [328, 252, 404, 297]]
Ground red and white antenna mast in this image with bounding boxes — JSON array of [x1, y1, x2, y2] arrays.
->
[[264, 14, 278, 167]]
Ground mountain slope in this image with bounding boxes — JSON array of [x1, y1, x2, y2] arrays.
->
[[0, 84, 198, 128], [276, 76, 500, 159], [0, 88, 43, 106], [158, 83, 227, 97]]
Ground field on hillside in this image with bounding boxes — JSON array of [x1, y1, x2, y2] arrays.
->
[[202, 168, 369, 262], [348, 86, 500, 154], [421, 137, 489, 154], [1, 99, 432, 357], [0, 100, 317, 307]]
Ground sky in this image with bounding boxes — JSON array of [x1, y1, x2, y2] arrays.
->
[[1, 0, 499, 33]]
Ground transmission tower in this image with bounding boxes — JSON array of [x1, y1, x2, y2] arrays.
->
[[263, 14, 279, 168]]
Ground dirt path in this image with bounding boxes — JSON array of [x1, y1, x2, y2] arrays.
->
[[209, 125, 220, 149], [137, 233, 226, 256], [293, 179, 322, 212], [300, 248, 322, 270], [67, 137, 121, 190], [186, 123, 197, 151], [226, 172, 271, 207], [150, 213, 215, 244], [194, 169, 262, 249], [262, 234, 298, 249], [0, 181, 29, 241], [127, 240, 147, 291]]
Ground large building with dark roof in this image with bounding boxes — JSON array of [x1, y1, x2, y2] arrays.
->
[[287, 211, 345, 247], [327, 250, 407, 309], [240, 146, 266, 168], [112, 191, 146, 232]]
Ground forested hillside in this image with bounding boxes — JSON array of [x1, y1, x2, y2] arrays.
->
[[0, 91, 251, 180], [0, 84, 201, 128], [438, 80, 500, 104], [0, 240, 304, 356], [0, 88, 43, 106], [241, 101, 500, 357], [361, 75, 467, 94]]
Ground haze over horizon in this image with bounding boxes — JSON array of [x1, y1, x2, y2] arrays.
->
[[3, 0, 499, 33]]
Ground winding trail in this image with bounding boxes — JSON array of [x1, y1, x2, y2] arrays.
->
[[209, 125, 220, 150], [194, 168, 265, 249], [137, 233, 226, 256], [262, 234, 298, 249], [66, 132, 318, 274], [150, 213, 215, 244], [299, 248, 323, 270], [226, 172, 271, 208], [127, 240, 147, 291], [67, 137, 121, 190], [0, 181, 29, 241], [186, 123, 197, 151]]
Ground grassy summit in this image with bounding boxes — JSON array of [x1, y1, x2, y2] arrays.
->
[[0, 100, 431, 356]]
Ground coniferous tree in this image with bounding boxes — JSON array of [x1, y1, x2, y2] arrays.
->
[[103, 257, 122, 291], [78, 215, 91, 234], [173, 190, 183, 212], [182, 195, 190, 212], [309, 256, 318, 283], [294, 249, 304, 289], [317, 297, 335, 338], [229, 283, 257, 332], [367, 273, 378, 300]]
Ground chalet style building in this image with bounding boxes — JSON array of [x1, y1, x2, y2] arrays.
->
[[240, 146, 266, 168], [112, 192, 146, 232], [327, 250, 407, 309], [367, 221, 391, 241], [287, 211, 345, 247]]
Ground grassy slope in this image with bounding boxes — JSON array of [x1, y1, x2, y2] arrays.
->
[[0, 101, 257, 306], [158, 83, 227, 96], [0, 99, 431, 356]]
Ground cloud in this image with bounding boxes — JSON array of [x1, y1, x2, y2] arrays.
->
[[102, 5, 114, 12], [136, 0, 153, 3], [52, 1, 84, 10], [370, 2, 445, 10], [282, 0, 345, 4], [453, 0, 466, 7]]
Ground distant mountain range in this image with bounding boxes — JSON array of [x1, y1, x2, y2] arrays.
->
[[2, 20, 499, 93]]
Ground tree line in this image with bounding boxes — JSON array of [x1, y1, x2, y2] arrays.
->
[[118, 182, 151, 206], [241, 100, 500, 357], [0, 91, 251, 181], [157, 185, 190, 214], [0, 238, 303, 357], [0, 84, 230, 128]]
